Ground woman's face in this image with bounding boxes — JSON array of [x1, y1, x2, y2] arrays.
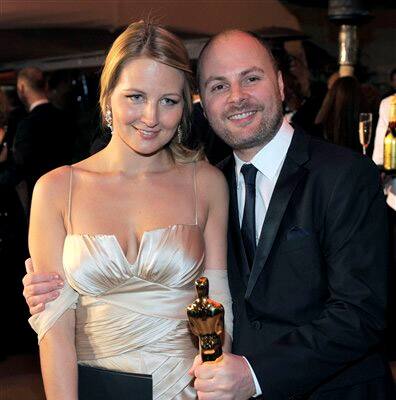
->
[[109, 57, 185, 156]]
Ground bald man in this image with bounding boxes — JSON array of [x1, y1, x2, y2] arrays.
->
[[191, 31, 394, 400]]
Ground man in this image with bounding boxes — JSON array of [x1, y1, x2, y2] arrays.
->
[[14, 67, 72, 200], [190, 30, 393, 399], [23, 31, 394, 399]]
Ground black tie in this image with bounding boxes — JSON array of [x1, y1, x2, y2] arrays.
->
[[240, 164, 258, 269]]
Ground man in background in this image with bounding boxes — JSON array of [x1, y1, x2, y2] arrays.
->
[[14, 67, 72, 202]]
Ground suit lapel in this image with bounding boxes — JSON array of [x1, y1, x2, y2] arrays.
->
[[245, 130, 310, 299], [221, 157, 250, 286]]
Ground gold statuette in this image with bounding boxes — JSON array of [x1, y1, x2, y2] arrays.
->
[[187, 277, 224, 362]]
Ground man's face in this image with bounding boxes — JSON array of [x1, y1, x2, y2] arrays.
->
[[199, 32, 284, 160]]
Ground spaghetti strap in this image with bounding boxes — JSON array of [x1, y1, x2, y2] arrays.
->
[[193, 162, 198, 225], [67, 166, 73, 234]]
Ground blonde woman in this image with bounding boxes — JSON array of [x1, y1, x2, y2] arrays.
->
[[27, 21, 232, 399]]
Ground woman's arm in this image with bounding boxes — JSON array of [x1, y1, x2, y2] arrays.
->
[[197, 161, 232, 351], [29, 167, 78, 400]]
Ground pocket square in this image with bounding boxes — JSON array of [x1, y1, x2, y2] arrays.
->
[[287, 226, 311, 240]]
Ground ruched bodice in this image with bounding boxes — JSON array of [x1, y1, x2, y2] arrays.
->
[[63, 224, 205, 296], [67, 224, 204, 399]]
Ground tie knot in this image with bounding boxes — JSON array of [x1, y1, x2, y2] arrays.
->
[[241, 164, 258, 186]]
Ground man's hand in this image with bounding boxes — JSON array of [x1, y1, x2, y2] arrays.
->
[[22, 258, 64, 315], [190, 352, 256, 400]]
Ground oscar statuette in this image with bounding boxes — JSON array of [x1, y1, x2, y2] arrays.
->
[[187, 277, 224, 362]]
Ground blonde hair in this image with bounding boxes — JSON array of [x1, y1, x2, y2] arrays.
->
[[100, 20, 203, 163]]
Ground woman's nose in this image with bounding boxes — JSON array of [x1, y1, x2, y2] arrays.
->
[[141, 102, 159, 127]]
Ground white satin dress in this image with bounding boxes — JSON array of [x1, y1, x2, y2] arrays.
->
[[30, 165, 205, 399]]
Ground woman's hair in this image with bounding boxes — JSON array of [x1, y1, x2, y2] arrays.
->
[[315, 76, 368, 151], [100, 20, 204, 163]]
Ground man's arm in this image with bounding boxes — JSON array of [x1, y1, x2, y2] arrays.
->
[[13, 119, 35, 170]]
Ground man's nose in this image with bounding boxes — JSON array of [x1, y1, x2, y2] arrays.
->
[[141, 102, 159, 127], [228, 84, 247, 104]]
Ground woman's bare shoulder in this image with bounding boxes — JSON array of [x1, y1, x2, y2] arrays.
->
[[195, 160, 229, 200], [32, 165, 72, 205], [195, 160, 226, 182]]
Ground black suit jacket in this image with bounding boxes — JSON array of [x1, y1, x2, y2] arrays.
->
[[219, 128, 394, 399], [13, 103, 72, 196]]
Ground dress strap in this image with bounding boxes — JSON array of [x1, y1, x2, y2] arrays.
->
[[66, 166, 73, 234], [193, 162, 198, 225]]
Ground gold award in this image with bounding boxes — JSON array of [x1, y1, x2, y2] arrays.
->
[[187, 277, 224, 362]]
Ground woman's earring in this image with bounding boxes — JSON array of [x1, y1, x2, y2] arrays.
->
[[177, 125, 184, 143], [105, 106, 113, 134]]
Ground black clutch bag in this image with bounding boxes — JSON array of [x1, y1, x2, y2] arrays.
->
[[78, 364, 153, 400]]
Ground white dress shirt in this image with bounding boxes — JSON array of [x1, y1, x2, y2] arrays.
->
[[372, 95, 396, 210], [234, 118, 294, 243], [234, 118, 294, 396]]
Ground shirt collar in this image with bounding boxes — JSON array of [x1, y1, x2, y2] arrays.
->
[[29, 99, 49, 112], [234, 118, 294, 181]]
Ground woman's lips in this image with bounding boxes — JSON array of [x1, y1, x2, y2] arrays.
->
[[135, 128, 161, 139]]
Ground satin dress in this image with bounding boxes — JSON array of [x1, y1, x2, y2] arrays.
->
[[30, 166, 205, 400]]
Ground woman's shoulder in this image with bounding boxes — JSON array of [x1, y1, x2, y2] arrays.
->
[[35, 165, 72, 190], [32, 165, 73, 208], [194, 160, 229, 199], [195, 160, 227, 184]]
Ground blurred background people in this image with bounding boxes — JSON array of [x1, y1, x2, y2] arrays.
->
[[13, 67, 73, 204], [383, 68, 396, 99], [314, 76, 371, 152], [0, 89, 31, 360]]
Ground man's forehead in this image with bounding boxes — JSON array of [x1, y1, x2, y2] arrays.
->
[[202, 39, 271, 77]]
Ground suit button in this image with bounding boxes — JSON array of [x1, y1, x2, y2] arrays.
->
[[251, 321, 261, 330]]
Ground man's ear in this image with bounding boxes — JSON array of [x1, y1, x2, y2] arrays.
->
[[277, 71, 285, 102], [17, 81, 25, 95]]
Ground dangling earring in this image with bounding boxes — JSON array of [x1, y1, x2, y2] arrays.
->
[[177, 125, 184, 143], [105, 106, 113, 134]]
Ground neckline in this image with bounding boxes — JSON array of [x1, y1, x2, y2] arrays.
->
[[66, 223, 201, 266]]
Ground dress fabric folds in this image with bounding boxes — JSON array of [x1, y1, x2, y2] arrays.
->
[[30, 223, 205, 399]]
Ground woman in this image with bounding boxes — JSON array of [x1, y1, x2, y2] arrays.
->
[[314, 76, 369, 151], [28, 21, 232, 399]]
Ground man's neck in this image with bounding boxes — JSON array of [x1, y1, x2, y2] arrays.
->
[[234, 145, 265, 163], [29, 97, 49, 112]]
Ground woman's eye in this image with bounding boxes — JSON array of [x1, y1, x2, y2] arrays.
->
[[127, 94, 143, 102], [160, 98, 179, 106]]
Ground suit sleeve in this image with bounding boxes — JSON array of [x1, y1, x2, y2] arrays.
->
[[248, 156, 388, 399], [13, 119, 35, 170]]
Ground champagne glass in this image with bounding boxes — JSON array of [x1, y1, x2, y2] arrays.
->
[[359, 113, 372, 155]]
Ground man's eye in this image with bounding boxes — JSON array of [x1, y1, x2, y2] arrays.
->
[[246, 76, 260, 83], [211, 84, 225, 92]]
